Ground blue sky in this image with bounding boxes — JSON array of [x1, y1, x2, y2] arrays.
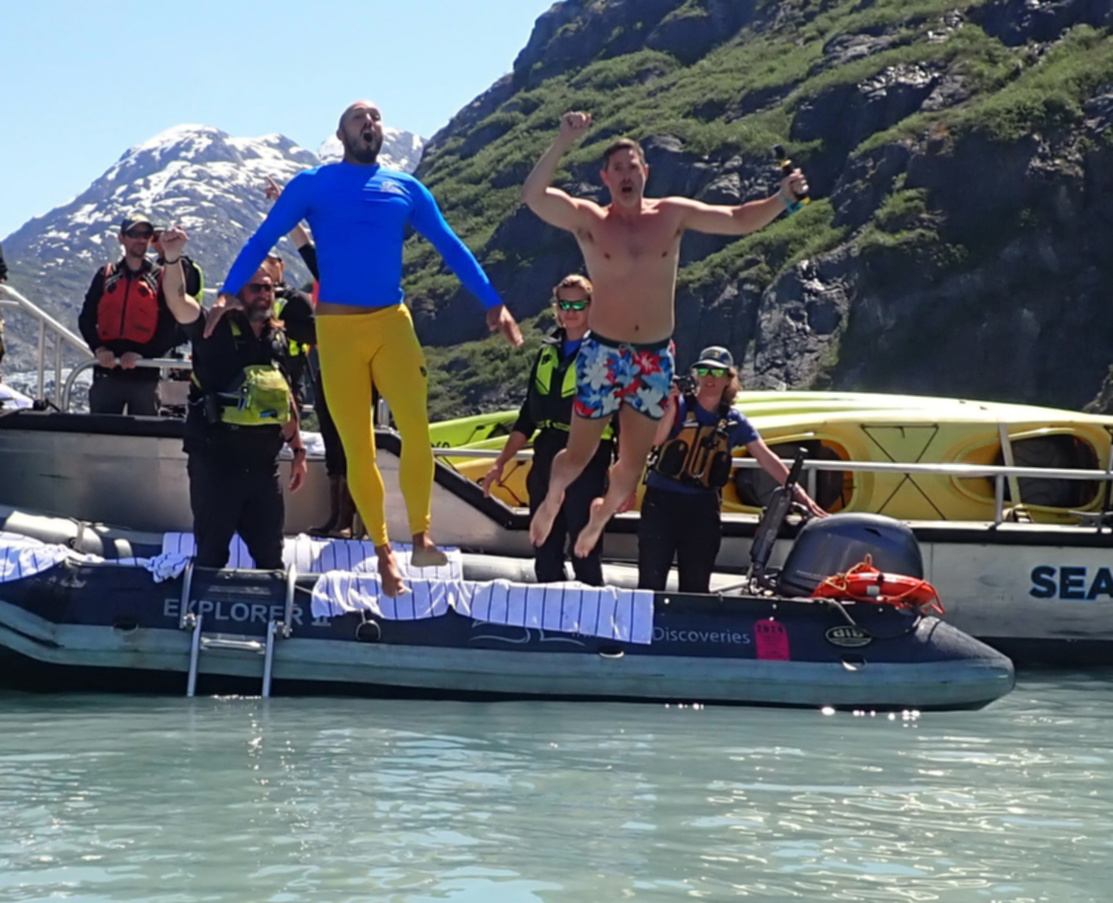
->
[[0, 0, 553, 239]]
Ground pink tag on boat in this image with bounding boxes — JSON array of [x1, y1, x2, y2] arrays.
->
[[755, 619, 790, 660]]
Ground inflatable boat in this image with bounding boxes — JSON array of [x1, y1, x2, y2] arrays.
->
[[0, 498, 1013, 710]]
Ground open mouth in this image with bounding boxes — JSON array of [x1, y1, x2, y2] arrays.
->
[[361, 129, 376, 142]]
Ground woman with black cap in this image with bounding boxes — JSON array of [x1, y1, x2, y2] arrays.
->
[[638, 345, 826, 593]]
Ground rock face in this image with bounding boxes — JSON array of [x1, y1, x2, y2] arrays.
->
[[1, 125, 422, 374], [407, 0, 1113, 413]]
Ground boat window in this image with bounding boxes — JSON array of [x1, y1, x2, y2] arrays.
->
[[996, 435, 1101, 509], [733, 441, 849, 511]]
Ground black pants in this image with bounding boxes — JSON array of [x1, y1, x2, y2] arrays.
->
[[309, 353, 347, 477], [638, 485, 722, 594], [527, 434, 611, 585], [89, 370, 159, 415], [188, 452, 285, 569]]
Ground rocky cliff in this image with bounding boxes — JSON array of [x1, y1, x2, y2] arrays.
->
[[406, 0, 1113, 418]]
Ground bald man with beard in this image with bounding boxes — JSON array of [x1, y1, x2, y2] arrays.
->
[[220, 101, 523, 597]]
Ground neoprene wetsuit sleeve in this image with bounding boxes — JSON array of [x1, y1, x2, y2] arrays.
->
[[223, 173, 312, 297], [281, 290, 317, 346], [296, 243, 320, 281], [511, 350, 540, 436], [408, 179, 503, 310], [78, 269, 106, 352]]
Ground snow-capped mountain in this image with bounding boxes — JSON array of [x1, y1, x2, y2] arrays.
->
[[0, 124, 423, 373], [318, 126, 424, 171]]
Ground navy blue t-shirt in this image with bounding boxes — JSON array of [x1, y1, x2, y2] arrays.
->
[[646, 396, 759, 495]]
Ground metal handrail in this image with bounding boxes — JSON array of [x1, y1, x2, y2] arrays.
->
[[433, 444, 1113, 480], [433, 444, 1113, 526], [59, 356, 193, 412], [0, 284, 91, 400]]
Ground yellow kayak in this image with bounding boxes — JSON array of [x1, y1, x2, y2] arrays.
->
[[431, 392, 1113, 523]]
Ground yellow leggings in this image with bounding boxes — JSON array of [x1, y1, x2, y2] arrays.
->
[[316, 305, 433, 546]]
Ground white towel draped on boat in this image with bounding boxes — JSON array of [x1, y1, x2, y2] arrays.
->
[[0, 531, 84, 582], [161, 533, 463, 580], [309, 574, 655, 645], [310, 573, 465, 620], [0, 532, 180, 583], [464, 580, 654, 645], [0, 532, 654, 645]]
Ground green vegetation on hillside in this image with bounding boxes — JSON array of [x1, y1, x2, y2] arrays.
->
[[407, 0, 1113, 419]]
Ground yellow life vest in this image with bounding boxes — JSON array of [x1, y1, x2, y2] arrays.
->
[[652, 398, 733, 489], [531, 341, 614, 440], [192, 321, 293, 427]]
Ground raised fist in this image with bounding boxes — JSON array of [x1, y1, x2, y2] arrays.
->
[[560, 111, 592, 139], [159, 225, 189, 257]]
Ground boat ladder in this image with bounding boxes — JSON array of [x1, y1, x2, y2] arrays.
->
[[178, 562, 298, 698]]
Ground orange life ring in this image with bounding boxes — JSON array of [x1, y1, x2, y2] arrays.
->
[[812, 555, 945, 615]]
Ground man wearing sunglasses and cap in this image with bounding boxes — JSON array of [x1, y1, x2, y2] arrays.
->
[[639, 346, 826, 594], [482, 274, 615, 584], [77, 213, 182, 415], [158, 226, 308, 570]]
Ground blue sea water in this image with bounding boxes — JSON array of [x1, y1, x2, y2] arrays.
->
[[1, 672, 1111, 902]]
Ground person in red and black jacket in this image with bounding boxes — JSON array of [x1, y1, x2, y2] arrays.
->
[[77, 213, 181, 415]]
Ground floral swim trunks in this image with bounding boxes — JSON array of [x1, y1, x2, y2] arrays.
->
[[573, 332, 676, 421]]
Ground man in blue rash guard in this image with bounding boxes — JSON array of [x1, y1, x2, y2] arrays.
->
[[218, 100, 523, 597]]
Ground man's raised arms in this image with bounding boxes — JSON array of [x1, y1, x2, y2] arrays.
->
[[670, 169, 810, 236], [522, 111, 603, 230]]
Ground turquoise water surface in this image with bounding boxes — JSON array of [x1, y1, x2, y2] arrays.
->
[[1, 673, 1111, 902]]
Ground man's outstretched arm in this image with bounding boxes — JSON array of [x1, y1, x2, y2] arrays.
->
[[522, 111, 599, 231], [673, 169, 810, 236], [409, 181, 523, 347]]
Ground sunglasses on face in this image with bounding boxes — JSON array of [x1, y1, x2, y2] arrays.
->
[[694, 366, 728, 378], [556, 299, 589, 311], [245, 282, 275, 294], [124, 228, 154, 239]]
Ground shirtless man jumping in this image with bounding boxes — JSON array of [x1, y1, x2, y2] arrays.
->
[[523, 111, 809, 557]]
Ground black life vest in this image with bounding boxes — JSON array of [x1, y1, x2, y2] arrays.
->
[[96, 261, 163, 344], [651, 395, 734, 489]]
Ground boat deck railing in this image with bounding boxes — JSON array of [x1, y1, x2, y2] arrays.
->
[[6, 283, 1112, 528], [1, 284, 91, 400], [433, 446, 1113, 527], [58, 356, 193, 412], [0, 283, 192, 411]]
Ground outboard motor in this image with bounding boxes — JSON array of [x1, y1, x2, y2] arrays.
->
[[777, 513, 922, 598]]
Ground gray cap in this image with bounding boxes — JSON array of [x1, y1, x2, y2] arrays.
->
[[692, 345, 734, 369]]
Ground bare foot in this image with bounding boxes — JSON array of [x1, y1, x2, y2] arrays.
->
[[529, 492, 564, 547], [573, 497, 610, 558], [376, 544, 409, 598], [410, 532, 448, 568]]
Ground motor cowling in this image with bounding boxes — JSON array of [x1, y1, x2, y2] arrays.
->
[[776, 513, 923, 598]]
